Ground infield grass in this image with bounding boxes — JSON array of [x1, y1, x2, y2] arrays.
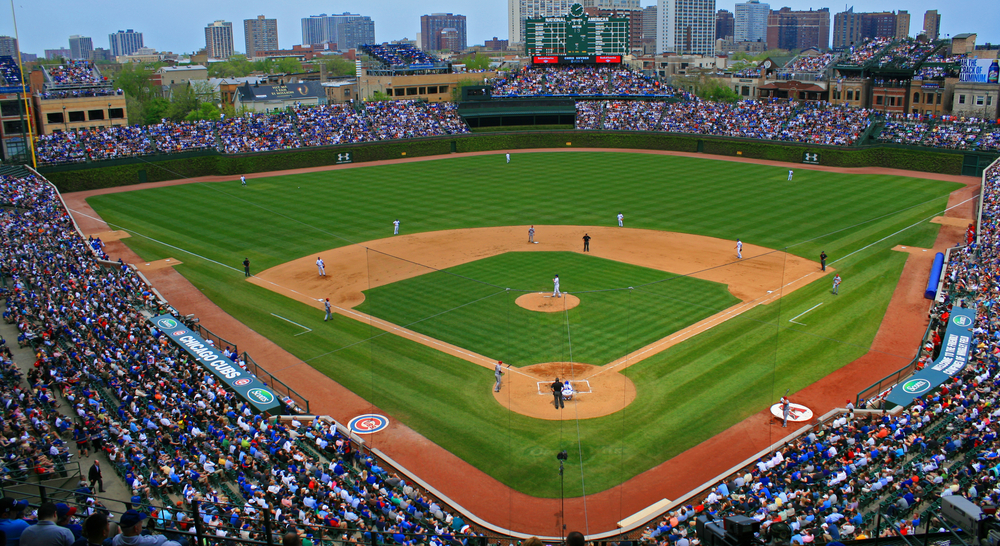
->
[[86, 152, 960, 497]]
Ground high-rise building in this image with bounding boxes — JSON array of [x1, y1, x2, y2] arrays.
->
[[0, 36, 18, 58], [735, 0, 769, 43], [338, 17, 375, 50], [582, 0, 641, 8], [68, 35, 93, 60], [420, 13, 468, 52], [832, 9, 907, 50], [657, 0, 716, 56], [642, 5, 658, 39], [301, 14, 333, 46], [205, 20, 235, 59], [923, 10, 940, 41], [766, 8, 829, 51], [485, 37, 509, 51], [108, 30, 144, 57], [508, 0, 574, 45], [244, 15, 279, 58], [716, 10, 734, 40], [44, 48, 72, 60], [895, 10, 910, 39]]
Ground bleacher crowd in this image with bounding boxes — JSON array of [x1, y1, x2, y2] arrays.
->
[[491, 66, 669, 96], [360, 44, 437, 68], [0, 170, 483, 544], [46, 60, 106, 87]]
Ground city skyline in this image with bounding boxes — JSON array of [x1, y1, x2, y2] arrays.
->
[[1, 0, 996, 57]]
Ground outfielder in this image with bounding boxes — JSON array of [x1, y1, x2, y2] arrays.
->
[[553, 274, 561, 298], [240, 175, 246, 186], [736, 239, 743, 259], [506, 153, 511, 164], [788, 170, 794, 181], [617, 212, 624, 227], [316, 257, 326, 276], [393, 219, 400, 235], [494, 361, 504, 392]]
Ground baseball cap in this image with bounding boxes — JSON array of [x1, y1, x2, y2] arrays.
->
[[56, 503, 77, 518], [120, 509, 148, 527], [0, 497, 28, 512]]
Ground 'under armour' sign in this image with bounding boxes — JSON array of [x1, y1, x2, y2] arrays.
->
[[336, 152, 353, 164], [802, 152, 820, 164]]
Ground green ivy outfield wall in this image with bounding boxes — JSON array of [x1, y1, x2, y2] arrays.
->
[[39, 132, 997, 192]]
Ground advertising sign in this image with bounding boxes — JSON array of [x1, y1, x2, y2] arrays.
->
[[883, 308, 976, 407], [959, 59, 1000, 84], [149, 315, 281, 413]]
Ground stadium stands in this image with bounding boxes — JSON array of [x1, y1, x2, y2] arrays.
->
[[876, 117, 1000, 150], [491, 66, 670, 96], [841, 38, 893, 66], [360, 44, 437, 68], [0, 170, 485, 543], [0, 55, 22, 87], [216, 112, 302, 154], [876, 40, 941, 70]]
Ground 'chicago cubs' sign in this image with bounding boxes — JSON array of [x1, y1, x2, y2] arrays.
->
[[348, 414, 390, 434]]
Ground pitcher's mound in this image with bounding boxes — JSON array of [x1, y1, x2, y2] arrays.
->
[[515, 292, 580, 312]]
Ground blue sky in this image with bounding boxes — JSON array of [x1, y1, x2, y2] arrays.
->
[[3, 0, 997, 56]]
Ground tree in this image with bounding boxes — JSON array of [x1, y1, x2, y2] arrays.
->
[[450, 78, 481, 102], [368, 91, 393, 102], [274, 57, 302, 74], [185, 102, 221, 121], [316, 57, 356, 77], [209, 55, 254, 78], [454, 53, 492, 71], [166, 85, 200, 121], [113, 64, 157, 103], [142, 98, 170, 125]]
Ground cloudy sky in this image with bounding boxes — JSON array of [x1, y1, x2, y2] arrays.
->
[[3, 0, 997, 56]]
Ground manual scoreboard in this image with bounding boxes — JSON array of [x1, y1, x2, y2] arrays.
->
[[525, 2, 629, 57]]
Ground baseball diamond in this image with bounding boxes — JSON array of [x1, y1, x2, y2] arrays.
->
[[64, 148, 974, 537]]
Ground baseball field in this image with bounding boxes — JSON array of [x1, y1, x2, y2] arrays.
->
[[85, 151, 959, 499]]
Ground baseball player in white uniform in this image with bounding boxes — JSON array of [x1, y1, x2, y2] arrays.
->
[[736, 239, 743, 259], [617, 212, 624, 227], [240, 175, 246, 186], [393, 219, 400, 235], [494, 361, 504, 392], [316, 257, 326, 276], [552, 274, 561, 298], [788, 170, 794, 181], [506, 153, 511, 164]]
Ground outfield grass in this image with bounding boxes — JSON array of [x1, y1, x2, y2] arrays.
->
[[86, 152, 960, 496], [359, 252, 741, 367]]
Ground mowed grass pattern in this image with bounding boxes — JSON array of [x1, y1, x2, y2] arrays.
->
[[86, 152, 960, 496], [359, 252, 741, 366]]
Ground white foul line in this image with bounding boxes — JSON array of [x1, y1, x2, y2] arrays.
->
[[271, 313, 313, 336], [788, 302, 823, 326]]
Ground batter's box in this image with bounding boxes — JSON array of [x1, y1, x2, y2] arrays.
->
[[536, 380, 592, 395]]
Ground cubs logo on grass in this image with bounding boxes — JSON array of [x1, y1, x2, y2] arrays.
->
[[901, 378, 932, 395], [348, 414, 390, 434]]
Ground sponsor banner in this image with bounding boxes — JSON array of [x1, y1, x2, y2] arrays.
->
[[149, 314, 281, 413], [348, 414, 389, 434], [959, 59, 999, 84], [884, 307, 976, 407]]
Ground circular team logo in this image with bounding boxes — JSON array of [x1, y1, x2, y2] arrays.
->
[[952, 315, 973, 327], [348, 414, 390, 434], [247, 388, 275, 404], [234, 378, 253, 387], [902, 378, 932, 395], [157, 318, 178, 329], [173, 330, 187, 336]]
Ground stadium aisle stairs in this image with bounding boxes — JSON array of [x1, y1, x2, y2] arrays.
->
[[652, 102, 668, 132], [0, 313, 133, 517], [597, 102, 608, 130]]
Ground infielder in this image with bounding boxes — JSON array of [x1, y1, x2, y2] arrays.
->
[[393, 219, 400, 235], [736, 239, 743, 259], [316, 257, 326, 277], [324, 298, 331, 321], [617, 212, 624, 227], [506, 153, 511, 164], [494, 361, 504, 392], [788, 170, 794, 181], [832, 274, 842, 295], [240, 175, 246, 186], [528, 225, 535, 243], [553, 274, 561, 298]]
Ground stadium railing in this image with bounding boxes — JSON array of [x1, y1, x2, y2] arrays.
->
[[192, 323, 238, 356], [241, 351, 310, 414]]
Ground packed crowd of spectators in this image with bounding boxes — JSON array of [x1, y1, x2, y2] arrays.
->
[[877, 40, 941, 70], [598, 101, 666, 131], [778, 103, 872, 145], [733, 66, 762, 78], [79, 125, 158, 160], [785, 53, 839, 73], [38, 88, 122, 100], [492, 66, 671, 96], [148, 120, 217, 153], [45, 60, 105, 86], [924, 54, 967, 64], [35, 131, 89, 165], [876, 117, 999, 150], [843, 38, 893, 65], [217, 112, 302, 154], [574, 101, 605, 130], [360, 44, 437, 67], [0, 55, 22, 86], [365, 100, 469, 140], [296, 104, 374, 146], [914, 66, 952, 80], [0, 170, 484, 544]]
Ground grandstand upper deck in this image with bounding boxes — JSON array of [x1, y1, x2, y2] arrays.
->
[[0, 56, 22, 89], [41, 60, 110, 90], [359, 43, 451, 75]]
